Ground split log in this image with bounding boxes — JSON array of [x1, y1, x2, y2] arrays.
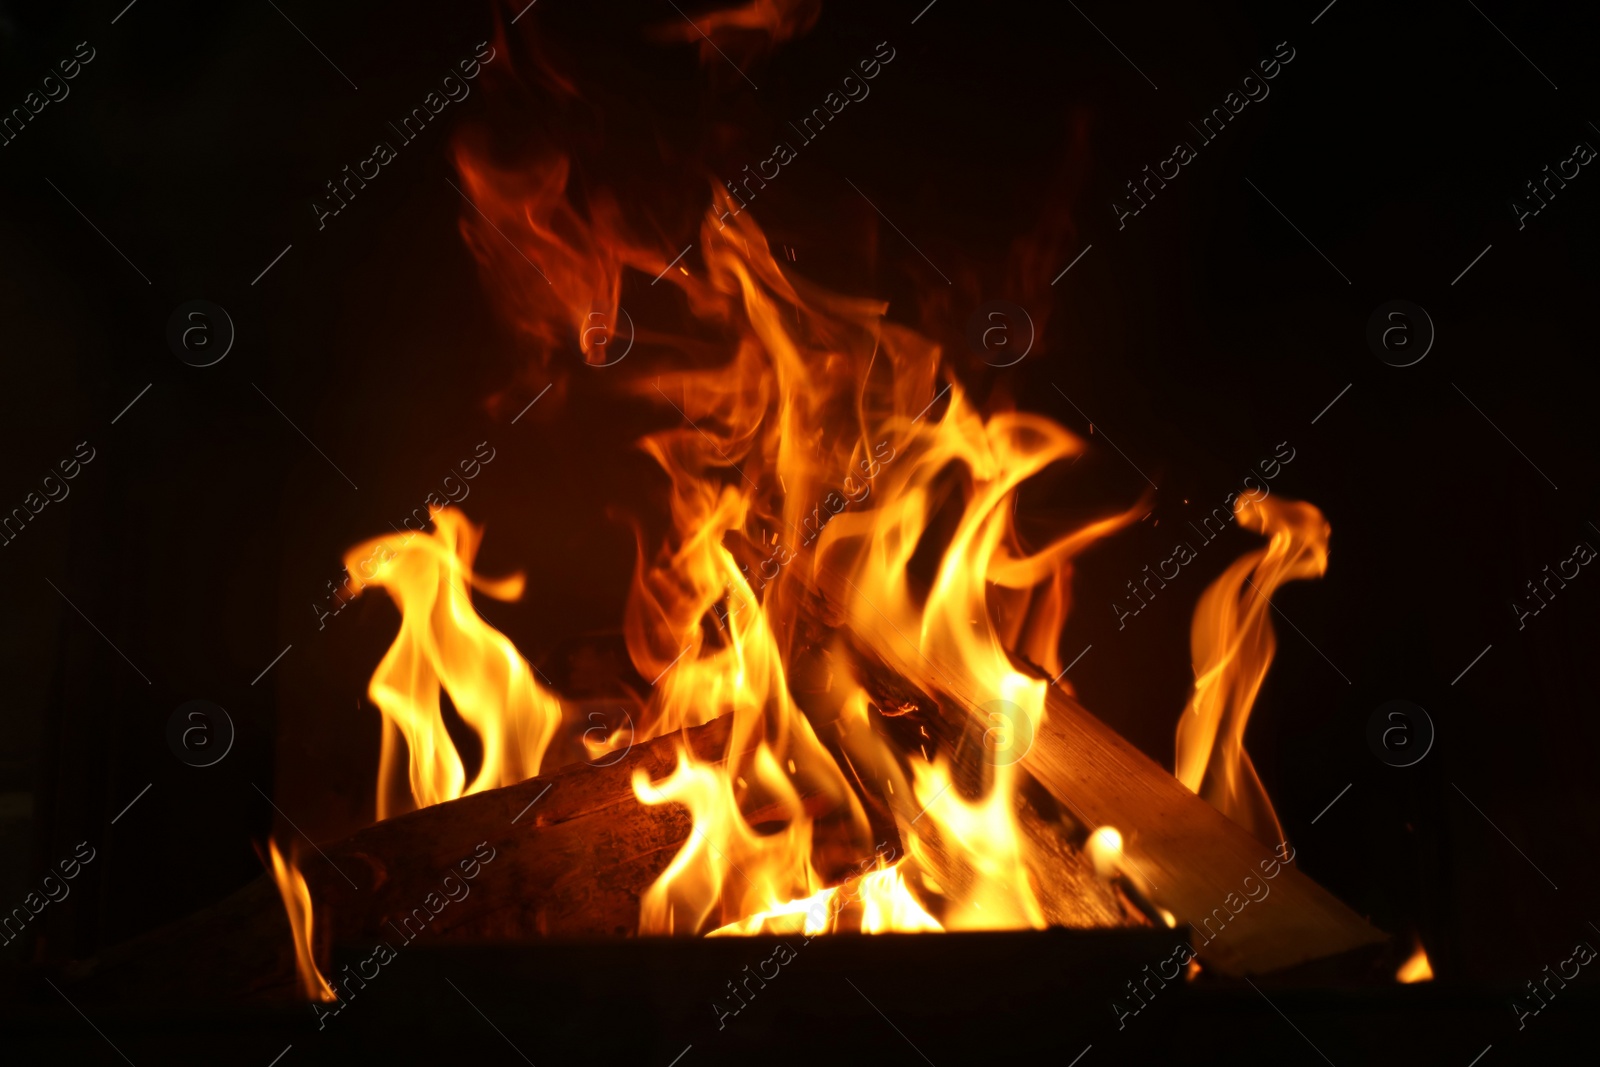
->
[[61, 716, 752, 1001], [791, 646, 1134, 931], [795, 572, 1387, 976], [304, 712, 737, 945]]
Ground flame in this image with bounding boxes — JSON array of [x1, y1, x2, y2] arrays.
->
[[267, 840, 335, 1002], [607, 189, 1124, 931], [633, 742, 845, 935], [601, 196, 1161, 933], [437, 124, 1252, 936], [327, 5, 1341, 942], [652, 0, 822, 68], [1397, 943, 1434, 983], [344, 509, 563, 820], [1175, 495, 1332, 844], [708, 861, 943, 936], [899, 757, 1047, 930]]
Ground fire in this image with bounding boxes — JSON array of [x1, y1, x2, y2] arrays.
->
[[709, 861, 942, 937], [633, 744, 841, 936], [601, 199, 1134, 933], [1087, 826, 1124, 880], [1175, 496, 1332, 846], [267, 840, 335, 1002], [325, 6, 1342, 944], [898, 755, 1048, 931], [1397, 943, 1434, 983], [343, 509, 563, 820]]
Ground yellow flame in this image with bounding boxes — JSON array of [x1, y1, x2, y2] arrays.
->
[[633, 743, 834, 935], [344, 508, 563, 820], [267, 840, 335, 1002], [1397, 943, 1434, 983], [708, 863, 942, 936], [1175, 496, 1331, 844], [900, 757, 1047, 930]]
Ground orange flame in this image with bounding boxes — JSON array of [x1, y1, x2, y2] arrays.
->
[[330, 6, 1342, 942], [1175, 495, 1331, 844], [1397, 943, 1434, 983], [267, 840, 335, 1002], [652, 0, 822, 69], [603, 197, 1156, 933], [343, 509, 563, 820], [900, 757, 1047, 930], [435, 132, 1291, 935]]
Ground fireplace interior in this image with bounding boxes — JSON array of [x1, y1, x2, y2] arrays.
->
[[3, 1, 1600, 1064]]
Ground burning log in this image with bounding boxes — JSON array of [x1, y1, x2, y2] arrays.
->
[[60, 669, 1143, 1001], [793, 574, 1386, 976], [1024, 690, 1384, 974], [790, 645, 1135, 932], [59, 716, 751, 1001], [60, 573, 1375, 1001]]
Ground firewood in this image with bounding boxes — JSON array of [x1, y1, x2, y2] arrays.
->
[[59, 675, 1131, 1004], [794, 573, 1387, 976], [59, 564, 1378, 1001], [305, 712, 738, 945], [61, 716, 749, 1000], [799, 671, 1135, 931]]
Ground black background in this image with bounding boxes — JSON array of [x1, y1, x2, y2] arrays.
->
[[2, 0, 1597, 1036]]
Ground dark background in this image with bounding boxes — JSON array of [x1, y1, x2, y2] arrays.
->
[[1, 0, 1596, 1028]]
